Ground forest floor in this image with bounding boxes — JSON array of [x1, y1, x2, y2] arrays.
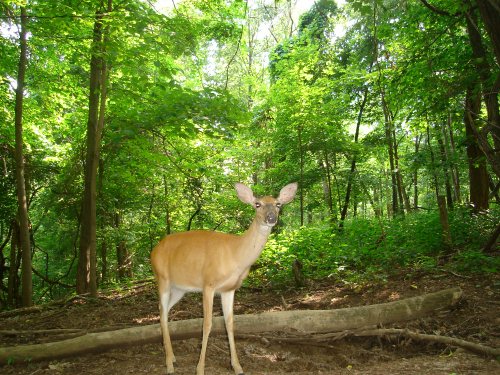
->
[[1, 271, 499, 374]]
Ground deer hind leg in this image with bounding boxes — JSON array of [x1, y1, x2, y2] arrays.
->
[[221, 290, 244, 375], [159, 281, 182, 374], [196, 286, 215, 375]]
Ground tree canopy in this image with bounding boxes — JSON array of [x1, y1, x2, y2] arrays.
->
[[0, 0, 499, 308]]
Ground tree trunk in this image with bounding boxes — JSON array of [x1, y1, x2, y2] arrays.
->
[[382, 98, 399, 216], [465, 1, 500, 154], [340, 86, 368, 228], [446, 115, 461, 204], [13, 6, 32, 307], [163, 175, 172, 235], [438, 134, 453, 210], [437, 196, 453, 251], [413, 135, 421, 208], [77, 1, 111, 296], [7, 221, 21, 307], [115, 213, 132, 280], [100, 241, 107, 284], [464, 89, 489, 211], [393, 128, 411, 213], [476, 0, 500, 67], [0, 288, 462, 364], [426, 126, 440, 203], [298, 124, 304, 226], [77, 11, 103, 295], [321, 151, 336, 225]]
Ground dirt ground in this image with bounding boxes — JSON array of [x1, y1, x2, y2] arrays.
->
[[1, 271, 499, 374]]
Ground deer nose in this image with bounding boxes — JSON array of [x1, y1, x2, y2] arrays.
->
[[266, 211, 277, 225]]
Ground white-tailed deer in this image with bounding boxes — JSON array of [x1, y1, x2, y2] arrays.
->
[[151, 182, 298, 375]]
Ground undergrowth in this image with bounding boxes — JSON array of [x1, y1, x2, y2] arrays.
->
[[246, 206, 500, 288]]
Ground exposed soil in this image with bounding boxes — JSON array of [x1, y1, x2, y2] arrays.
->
[[1, 271, 499, 374]]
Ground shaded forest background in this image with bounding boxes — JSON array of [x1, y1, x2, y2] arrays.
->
[[0, 0, 499, 309]]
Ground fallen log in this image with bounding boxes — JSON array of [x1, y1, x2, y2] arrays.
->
[[0, 287, 462, 365]]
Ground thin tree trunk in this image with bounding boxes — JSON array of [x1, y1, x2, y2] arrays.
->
[[163, 175, 171, 235], [413, 135, 421, 209], [340, 86, 368, 228], [298, 125, 304, 226], [393, 128, 411, 213], [446, 115, 461, 203], [100, 241, 107, 283], [437, 196, 453, 251], [115, 212, 132, 280], [77, 1, 111, 296], [426, 126, 440, 203], [13, 6, 32, 307], [438, 134, 454, 209], [8, 221, 20, 307], [322, 151, 336, 225], [464, 88, 489, 211]]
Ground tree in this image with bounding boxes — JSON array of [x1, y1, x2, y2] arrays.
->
[[77, 0, 111, 296], [13, 5, 32, 307]]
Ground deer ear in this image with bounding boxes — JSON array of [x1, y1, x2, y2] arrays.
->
[[235, 183, 255, 205], [278, 182, 298, 205]]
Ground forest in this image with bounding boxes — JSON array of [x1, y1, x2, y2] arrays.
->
[[1, 0, 500, 371], [1, 0, 500, 373]]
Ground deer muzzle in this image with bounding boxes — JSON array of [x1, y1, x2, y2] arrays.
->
[[265, 210, 278, 225]]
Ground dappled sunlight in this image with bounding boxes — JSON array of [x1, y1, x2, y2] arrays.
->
[[133, 314, 159, 324]]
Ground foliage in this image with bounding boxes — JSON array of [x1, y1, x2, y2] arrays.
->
[[1, 0, 499, 306], [247, 206, 500, 288]]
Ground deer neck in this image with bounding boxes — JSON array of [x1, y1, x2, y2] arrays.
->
[[236, 219, 272, 268]]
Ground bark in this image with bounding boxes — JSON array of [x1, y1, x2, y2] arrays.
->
[[426, 126, 441, 202], [7, 221, 20, 307], [482, 221, 500, 253], [77, 10, 103, 295], [465, 2, 500, 154], [413, 135, 421, 208], [446, 115, 461, 203], [77, 1, 111, 296], [437, 196, 453, 251], [13, 6, 32, 307], [393, 128, 411, 213], [340, 86, 368, 228], [0, 288, 462, 364], [438, 135, 454, 209], [383, 98, 399, 216], [476, 0, 500, 67], [321, 151, 336, 225], [298, 124, 304, 226], [464, 89, 490, 210]]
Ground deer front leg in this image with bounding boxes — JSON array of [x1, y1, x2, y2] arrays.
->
[[221, 290, 244, 375], [196, 286, 215, 375], [159, 286, 175, 374]]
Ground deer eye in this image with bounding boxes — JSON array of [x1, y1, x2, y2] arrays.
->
[[276, 202, 282, 208], [255, 202, 261, 208]]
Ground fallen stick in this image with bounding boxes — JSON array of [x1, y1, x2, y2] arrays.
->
[[0, 287, 462, 365], [354, 328, 500, 357], [240, 327, 500, 358]]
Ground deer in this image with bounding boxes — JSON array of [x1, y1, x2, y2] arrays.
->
[[150, 182, 298, 375]]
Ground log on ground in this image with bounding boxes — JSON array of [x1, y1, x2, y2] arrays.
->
[[0, 287, 462, 365]]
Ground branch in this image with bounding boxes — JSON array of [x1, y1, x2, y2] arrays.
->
[[355, 328, 500, 357], [31, 266, 74, 288], [419, 0, 462, 17]]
